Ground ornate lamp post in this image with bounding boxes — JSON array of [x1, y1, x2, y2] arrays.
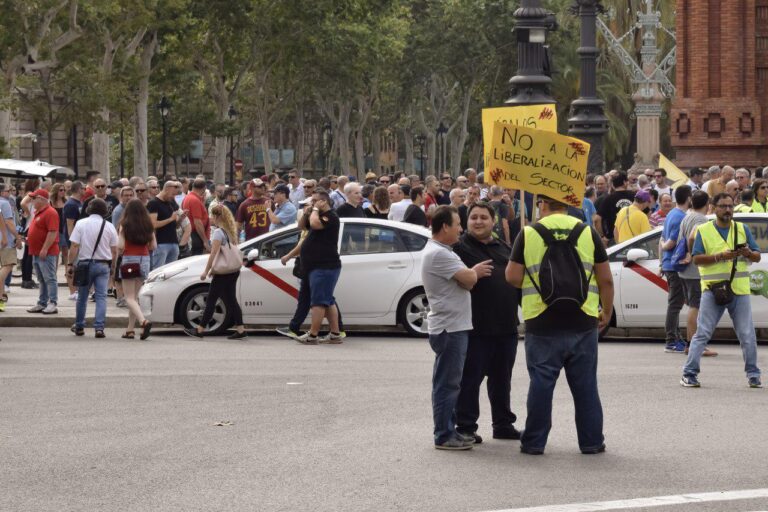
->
[[415, 134, 426, 179], [567, 0, 609, 173], [156, 96, 171, 181], [228, 104, 238, 185], [435, 122, 448, 174], [505, 0, 557, 107]]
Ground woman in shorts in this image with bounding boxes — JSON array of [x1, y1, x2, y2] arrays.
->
[[118, 199, 156, 340]]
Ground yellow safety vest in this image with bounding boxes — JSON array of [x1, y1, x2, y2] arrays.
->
[[750, 201, 768, 213], [696, 221, 751, 294], [521, 214, 600, 321], [734, 203, 752, 213]]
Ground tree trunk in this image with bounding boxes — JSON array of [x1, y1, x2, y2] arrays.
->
[[259, 118, 273, 174], [468, 137, 483, 171], [0, 109, 11, 155], [402, 128, 414, 173], [371, 129, 381, 174], [92, 109, 111, 181], [133, 34, 157, 180], [451, 84, 474, 176], [213, 135, 226, 184], [354, 129, 365, 178]]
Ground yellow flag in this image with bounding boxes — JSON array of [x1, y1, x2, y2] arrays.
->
[[482, 105, 557, 171], [488, 122, 590, 207], [658, 153, 689, 188]]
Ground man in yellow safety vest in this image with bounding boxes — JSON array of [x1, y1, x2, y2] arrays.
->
[[681, 192, 762, 388]]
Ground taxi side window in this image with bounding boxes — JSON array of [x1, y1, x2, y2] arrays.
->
[[340, 224, 403, 255], [259, 231, 300, 260], [745, 220, 768, 253], [610, 232, 661, 262]]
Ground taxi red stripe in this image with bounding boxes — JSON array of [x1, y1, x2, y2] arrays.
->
[[248, 264, 299, 299], [626, 262, 669, 292]]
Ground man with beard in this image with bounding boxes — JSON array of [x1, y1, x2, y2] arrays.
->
[[681, 192, 762, 388], [453, 202, 520, 444]]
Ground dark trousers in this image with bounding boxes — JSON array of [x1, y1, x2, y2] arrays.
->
[[190, 232, 206, 256], [288, 277, 344, 333], [456, 332, 518, 434], [664, 271, 685, 343], [21, 244, 33, 281], [521, 327, 604, 452], [200, 271, 243, 328]]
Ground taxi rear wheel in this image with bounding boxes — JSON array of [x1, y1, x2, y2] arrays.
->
[[179, 286, 233, 335], [398, 288, 430, 338]]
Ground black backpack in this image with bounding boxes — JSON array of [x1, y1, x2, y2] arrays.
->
[[524, 222, 593, 307]]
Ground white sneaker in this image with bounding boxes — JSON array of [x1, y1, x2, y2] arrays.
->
[[41, 303, 58, 315], [68, 292, 78, 301], [26, 304, 45, 313]]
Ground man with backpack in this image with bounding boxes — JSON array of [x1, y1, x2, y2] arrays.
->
[[505, 195, 614, 455]]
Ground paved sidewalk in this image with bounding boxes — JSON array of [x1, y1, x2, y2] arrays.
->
[[1, 264, 129, 328]]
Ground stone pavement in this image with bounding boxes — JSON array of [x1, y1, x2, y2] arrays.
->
[[0, 264, 129, 328]]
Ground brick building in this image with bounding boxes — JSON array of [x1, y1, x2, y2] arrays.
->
[[671, 0, 768, 169]]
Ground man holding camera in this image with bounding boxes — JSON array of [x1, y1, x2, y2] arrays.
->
[[681, 192, 762, 389]]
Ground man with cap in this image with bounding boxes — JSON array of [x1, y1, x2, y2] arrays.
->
[[364, 172, 378, 185], [614, 190, 652, 243], [236, 178, 271, 241], [26, 189, 60, 314], [266, 184, 297, 231]]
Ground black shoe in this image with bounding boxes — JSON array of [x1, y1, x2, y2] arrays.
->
[[95, 330, 106, 339], [70, 325, 84, 336], [520, 445, 545, 455], [580, 443, 606, 455], [457, 431, 482, 444], [21, 280, 37, 289], [227, 331, 248, 340], [184, 328, 204, 338], [493, 425, 522, 440]]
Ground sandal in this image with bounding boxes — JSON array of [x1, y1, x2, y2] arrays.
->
[[140, 320, 152, 340], [121, 331, 135, 339]]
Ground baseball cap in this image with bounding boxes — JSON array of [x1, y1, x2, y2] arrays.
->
[[110, 180, 123, 189], [28, 189, 49, 200], [635, 190, 651, 202]]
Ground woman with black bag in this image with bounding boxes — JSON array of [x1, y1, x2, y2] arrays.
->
[[184, 204, 246, 339], [118, 199, 156, 340]]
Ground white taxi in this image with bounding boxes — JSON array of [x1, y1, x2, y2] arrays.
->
[[139, 218, 432, 336], [606, 213, 768, 331]]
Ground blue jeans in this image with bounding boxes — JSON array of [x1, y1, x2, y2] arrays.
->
[[429, 330, 469, 444], [683, 292, 760, 379], [522, 328, 604, 452], [75, 261, 110, 330], [33, 255, 58, 306], [151, 243, 179, 270]]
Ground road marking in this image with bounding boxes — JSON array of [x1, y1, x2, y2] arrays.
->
[[286, 382, 303, 386], [480, 488, 768, 512]]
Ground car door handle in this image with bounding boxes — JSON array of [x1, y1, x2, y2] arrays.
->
[[387, 263, 407, 269]]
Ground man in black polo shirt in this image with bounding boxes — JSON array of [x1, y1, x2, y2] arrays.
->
[[148, 181, 184, 269], [453, 201, 521, 444]]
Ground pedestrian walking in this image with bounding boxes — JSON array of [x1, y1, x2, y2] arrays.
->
[[184, 204, 247, 340], [506, 195, 614, 455], [0, 183, 22, 312], [62, 181, 84, 300], [118, 199, 156, 340], [453, 201, 521, 445], [660, 185, 693, 353], [422, 205, 493, 451], [680, 192, 762, 388], [25, 189, 60, 315], [66, 199, 118, 338], [148, 181, 185, 268]]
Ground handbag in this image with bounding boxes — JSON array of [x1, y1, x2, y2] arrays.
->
[[120, 262, 142, 279], [292, 257, 304, 278], [73, 220, 106, 287], [211, 231, 243, 275], [670, 231, 689, 272], [709, 222, 738, 306]]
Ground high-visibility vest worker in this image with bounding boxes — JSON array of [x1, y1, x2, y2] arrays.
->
[[696, 220, 751, 295], [520, 213, 600, 321], [750, 201, 768, 213]]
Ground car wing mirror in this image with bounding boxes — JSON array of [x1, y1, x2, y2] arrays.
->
[[626, 248, 650, 263], [247, 248, 260, 262]]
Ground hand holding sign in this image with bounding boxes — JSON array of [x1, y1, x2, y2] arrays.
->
[[489, 122, 591, 207]]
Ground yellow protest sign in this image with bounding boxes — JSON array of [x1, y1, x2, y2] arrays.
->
[[488, 122, 590, 207], [658, 153, 689, 188], [482, 105, 557, 170]]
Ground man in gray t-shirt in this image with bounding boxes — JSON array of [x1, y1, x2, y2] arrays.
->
[[421, 205, 492, 450], [677, 190, 717, 357]]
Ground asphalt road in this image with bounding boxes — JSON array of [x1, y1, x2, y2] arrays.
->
[[2, 329, 768, 512]]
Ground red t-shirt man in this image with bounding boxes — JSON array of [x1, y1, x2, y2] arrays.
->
[[182, 191, 210, 239], [27, 192, 60, 257]]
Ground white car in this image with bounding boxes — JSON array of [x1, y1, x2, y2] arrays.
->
[[139, 218, 433, 336], [605, 213, 768, 332]]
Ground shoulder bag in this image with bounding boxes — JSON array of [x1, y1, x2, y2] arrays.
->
[[709, 222, 738, 306], [73, 220, 106, 287], [211, 231, 243, 275]]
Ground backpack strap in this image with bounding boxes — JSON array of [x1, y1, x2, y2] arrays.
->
[[531, 222, 556, 246], [565, 222, 588, 246]]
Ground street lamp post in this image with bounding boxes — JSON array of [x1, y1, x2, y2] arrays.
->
[[435, 122, 448, 174], [228, 105, 238, 185], [415, 134, 426, 180], [505, 0, 557, 107], [157, 96, 171, 181], [567, 0, 608, 172], [322, 122, 332, 172]]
